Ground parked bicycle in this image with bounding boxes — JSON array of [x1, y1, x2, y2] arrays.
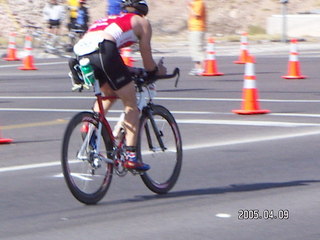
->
[[61, 59, 182, 204]]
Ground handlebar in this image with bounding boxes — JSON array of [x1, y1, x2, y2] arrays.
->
[[24, 25, 42, 30], [132, 67, 180, 88], [153, 68, 180, 88], [70, 28, 86, 33]]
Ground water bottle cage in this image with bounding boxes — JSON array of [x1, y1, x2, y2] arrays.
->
[[82, 71, 95, 86], [74, 64, 84, 81]]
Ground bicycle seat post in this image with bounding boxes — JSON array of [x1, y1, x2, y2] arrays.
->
[[93, 80, 106, 117], [93, 79, 101, 96]]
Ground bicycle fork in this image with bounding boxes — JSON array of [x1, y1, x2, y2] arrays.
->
[[145, 109, 167, 152]]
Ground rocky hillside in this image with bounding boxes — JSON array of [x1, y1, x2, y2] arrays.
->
[[1, 0, 320, 39]]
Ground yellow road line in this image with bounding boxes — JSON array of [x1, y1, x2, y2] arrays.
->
[[1, 119, 67, 130]]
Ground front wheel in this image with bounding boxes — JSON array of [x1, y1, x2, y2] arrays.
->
[[61, 111, 114, 204], [137, 105, 183, 194]]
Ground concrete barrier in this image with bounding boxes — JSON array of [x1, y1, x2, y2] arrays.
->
[[267, 14, 320, 37]]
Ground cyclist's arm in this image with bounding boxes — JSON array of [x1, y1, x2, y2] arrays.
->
[[133, 16, 156, 71], [133, 16, 166, 75]]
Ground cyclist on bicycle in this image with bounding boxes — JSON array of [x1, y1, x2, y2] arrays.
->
[[43, 0, 66, 35], [70, 0, 166, 171]]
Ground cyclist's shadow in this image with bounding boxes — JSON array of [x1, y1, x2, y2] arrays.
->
[[127, 179, 320, 202]]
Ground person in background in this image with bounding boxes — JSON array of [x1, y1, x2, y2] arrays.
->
[[107, 0, 122, 15], [67, 0, 89, 89], [67, 0, 79, 30], [187, 0, 207, 76], [43, 0, 66, 35], [76, 0, 89, 32]]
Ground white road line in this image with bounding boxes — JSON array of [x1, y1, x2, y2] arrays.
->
[[2, 96, 320, 103], [0, 162, 60, 173], [177, 119, 320, 127], [0, 61, 67, 68], [215, 213, 232, 218], [180, 129, 320, 151], [1, 128, 320, 174], [0, 96, 95, 99], [0, 107, 114, 113], [1, 107, 320, 127], [3, 107, 320, 126], [0, 108, 214, 115], [157, 97, 320, 103]]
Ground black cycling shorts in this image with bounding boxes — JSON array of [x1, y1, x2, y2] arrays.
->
[[48, 19, 61, 29], [80, 40, 132, 90]]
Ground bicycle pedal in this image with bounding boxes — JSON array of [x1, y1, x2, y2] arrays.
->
[[114, 161, 128, 177]]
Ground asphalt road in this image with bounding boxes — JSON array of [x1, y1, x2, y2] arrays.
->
[[1, 52, 320, 239]]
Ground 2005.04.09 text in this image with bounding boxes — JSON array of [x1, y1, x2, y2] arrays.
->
[[238, 209, 289, 220]]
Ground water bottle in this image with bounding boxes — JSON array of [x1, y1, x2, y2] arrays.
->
[[79, 58, 95, 86]]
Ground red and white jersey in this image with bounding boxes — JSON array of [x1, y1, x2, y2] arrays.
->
[[88, 13, 138, 48]]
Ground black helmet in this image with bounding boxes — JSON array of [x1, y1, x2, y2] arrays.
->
[[121, 0, 149, 16]]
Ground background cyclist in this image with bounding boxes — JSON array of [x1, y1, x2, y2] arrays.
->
[[75, 0, 89, 32], [67, 0, 79, 30], [43, 0, 66, 35], [71, 0, 166, 171], [107, 0, 122, 16]]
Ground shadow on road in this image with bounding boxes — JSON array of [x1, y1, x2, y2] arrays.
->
[[133, 179, 320, 202]]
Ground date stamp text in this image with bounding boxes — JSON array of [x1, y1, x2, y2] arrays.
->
[[238, 209, 289, 220]]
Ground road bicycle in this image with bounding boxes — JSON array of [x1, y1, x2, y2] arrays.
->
[[61, 61, 182, 204], [65, 26, 86, 53], [24, 25, 69, 56]]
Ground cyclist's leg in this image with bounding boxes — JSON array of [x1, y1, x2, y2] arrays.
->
[[94, 83, 117, 113], [52, 19, 61, 35], [89, 40, 148, 171], [47, 20, 53, 34], [90, 40, 137, 133], [115, 81, 139, 147], [115, 82, 150, 171], [94, 80, 139, 147], [68, 58, 83, 84]]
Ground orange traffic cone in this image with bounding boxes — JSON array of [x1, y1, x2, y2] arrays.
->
[[201, 38, 224, 76], [232, 55, 270, 115], [0, 127, 13, 144], [282, 39, 306, 79], [234, 32, 250, 64], [3, 32, 20, 61], [121, 47, 134, 67], [18, 35, 37, 70]]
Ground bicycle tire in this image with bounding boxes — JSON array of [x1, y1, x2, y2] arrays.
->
[[137, 105, 182, 194], [61, 111, 114, 204]]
